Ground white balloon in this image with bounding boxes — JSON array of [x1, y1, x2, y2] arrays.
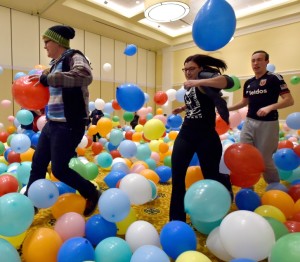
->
[[78, 135, 88, 148], [95, 98, 105, 110], [166, 88, 177, 102], [103, 62, 112, 72]]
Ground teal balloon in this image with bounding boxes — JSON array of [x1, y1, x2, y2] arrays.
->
[[95, 237, 132, 262], [184, 179, 231, 222], [0, 193, 34, 236], [16, 161, 32, 185], [136, 143, 151, 161], [192, 0, 236, 51], [0, 239, 21, 262], [109, 129, 124, 146], [269, 232, 300, 262], [96, 152, 113, 168], [16, 109, 33, 125], [116, 83, 145, 112], [190, 216, 222, 235]]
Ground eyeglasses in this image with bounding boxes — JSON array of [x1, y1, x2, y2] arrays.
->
[[182, 67, 199, 73]]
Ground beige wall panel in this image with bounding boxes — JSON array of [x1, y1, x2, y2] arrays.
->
[[71, 28, 84, 52], [0, 7, 12, 67], [101, 37, 114, 82], [11, 10, 39, 70], [89, 80, 101, 102], [40, 19, 60, 67], [0, 70, 14, 127], [114, 41, 126, 85], [137, 49, 147, 87], [85, 32, 101, 81], [126, 52, 137, 84], [100, 81, 114, 104], [147, 51, 156, 88]]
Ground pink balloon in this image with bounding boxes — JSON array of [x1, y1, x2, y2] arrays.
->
[[137, 107, 148, 117], [130, 164, 146, 174], [54, 212, 85, 241], [147, 106, 153, 113], [238, 107, 248, 120], [1, 100, 11, 108], [7, 115, 15, 122], [151, 152, 160, 163], [153, 114, 167, 125], [229, 111, 242, 129], [36, 115, 47, 130]]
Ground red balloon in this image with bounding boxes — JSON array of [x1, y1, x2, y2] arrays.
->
[[291, 212, 300, 222], [224, 143, 265, 175], [125, 131, 133, 140], [86, 136, 93, 148], [153, 91, 168, 105], [138, 117, 147, 125], [288, 184, 300, 202], [110, 150, 121, 159], [284, 220, 300, 233], [0, 131, 9, 143], [215, 115, 230, 135], [278, 140, 294, 149], [12, 75, 50, 110], [0, 174, 19, 196], [112, 99, 121, 110], [230, 172, 261, 188], [293, 144, 300, 157], [7, 151, 21, 163], [91, 142, 103, 155]]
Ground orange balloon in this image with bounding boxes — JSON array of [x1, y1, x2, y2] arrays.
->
[[20, 148, 35, 162], [138, 117, 147, 125], [125, 131, 133, 140], [86, 136, 93, 148], [96, 117, 113, 137], [50, 171, 59, 182], [168, 131, 178, 140], [215, 115, 230, 135], [159, 142, 169, 154], [224, 143, 265, 175], [294, 199, 300, 214], [156, 108, 163, 115], [22, 227, 62, 262], [140, 169, 160, 184], [261, 190, 295, 219], [51, 193, 86, 219], [132, 132, 142, 142], [6, 125, 16, 134], [88, 124, 98, 136], [185, 166, 204, 189], [76, 147, 86, 156]]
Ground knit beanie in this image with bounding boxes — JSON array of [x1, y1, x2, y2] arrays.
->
[[43, 25, 75, 49]]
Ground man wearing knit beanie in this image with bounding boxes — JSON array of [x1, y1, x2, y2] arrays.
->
[[26, 25, 101, 217]]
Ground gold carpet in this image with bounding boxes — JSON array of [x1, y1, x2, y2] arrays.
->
[[17, 152, 270, 262]]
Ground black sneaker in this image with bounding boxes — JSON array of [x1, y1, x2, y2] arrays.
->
[[84, 190, 101, 217]]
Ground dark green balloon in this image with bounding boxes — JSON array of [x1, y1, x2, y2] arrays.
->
[[123, 112, 134, 122], [290, 76, 300, 85]]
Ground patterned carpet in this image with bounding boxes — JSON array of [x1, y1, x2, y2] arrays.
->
[[16, 153, 271, 262]]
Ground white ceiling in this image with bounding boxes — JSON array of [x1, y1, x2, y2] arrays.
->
[[0, 0, 299, 50]]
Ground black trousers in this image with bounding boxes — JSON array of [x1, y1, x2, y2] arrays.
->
[[169, 123, 231, 222], [25, 121, 96, 199]]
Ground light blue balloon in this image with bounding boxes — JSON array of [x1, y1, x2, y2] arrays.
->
[[10, 134, 31, 154], [116, 83, 145, 112], [184, 179, 231, 222], [27, 179, 59, 208], [57, 237, 95, 262], [192, 0, 236, 51], [119, 140, 137, 158], [110, 129, 124, 146], [89, 101, 96, 111], [14, 72, 26, 80], [0, 162, 8, 174], [111, 161, 130, 174], [0, 193, 34, 236], [103, 102, 114, 114], [175, 88, 186, 102], [97, 152, 113, 168], [16, 109, 34, 126], [267, 63, 276, 73], [266, 182, 288, 192], [0, 239, 21, 262], [95, 237, 132, 262], [286, 112, 300, 130], [124, 44, 137, 56], [136, 143, 151, 161], [131, 245, 170, 262], [98, 188, 131, 222]]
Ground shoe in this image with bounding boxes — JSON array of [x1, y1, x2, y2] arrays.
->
[[34, 207, 39, 215], [84, 190, 101, 217]]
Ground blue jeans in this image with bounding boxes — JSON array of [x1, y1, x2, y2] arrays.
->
[[26, 120, 96, 199]]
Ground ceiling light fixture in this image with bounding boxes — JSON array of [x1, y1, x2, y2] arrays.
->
[[144, 0, 190, 23]]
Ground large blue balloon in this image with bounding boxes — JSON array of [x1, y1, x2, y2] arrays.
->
[[235, 189, 261, 211], [192, 0, 236, 51], [273, 148, 300, 171], [116, 83, 145, 112], [286, 112, 300, 130]]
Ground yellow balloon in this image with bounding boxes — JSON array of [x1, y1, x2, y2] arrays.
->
[[0, 156, 8, 165], [112, 121, 120, 127], [143, 119, 166, 141], [0, 231, 27, 248], [176, 251, 212, 262], [149, 140, 160, 152], [135, 124, 144, 132], [88, 124, 98, 136], [116, 207, 137, 235], [254, 205, 286, 222], [97, 117, 113, 137]]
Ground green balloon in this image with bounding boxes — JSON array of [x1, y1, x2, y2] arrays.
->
[[270, 232, 300, 262], [226, 75, 241, 92], [84, 162, 99, 180], [112, 115, 119, 122], [123, 112, 134, 122], [264, 217, 289, 240], [163, 155, 172, 167], [69, 157, 87, 178], [290, 75, 300, 85], [0, 142, 5, 155]]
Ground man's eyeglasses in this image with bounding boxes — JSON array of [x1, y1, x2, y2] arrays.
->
[[182, 67, 199, 73]]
